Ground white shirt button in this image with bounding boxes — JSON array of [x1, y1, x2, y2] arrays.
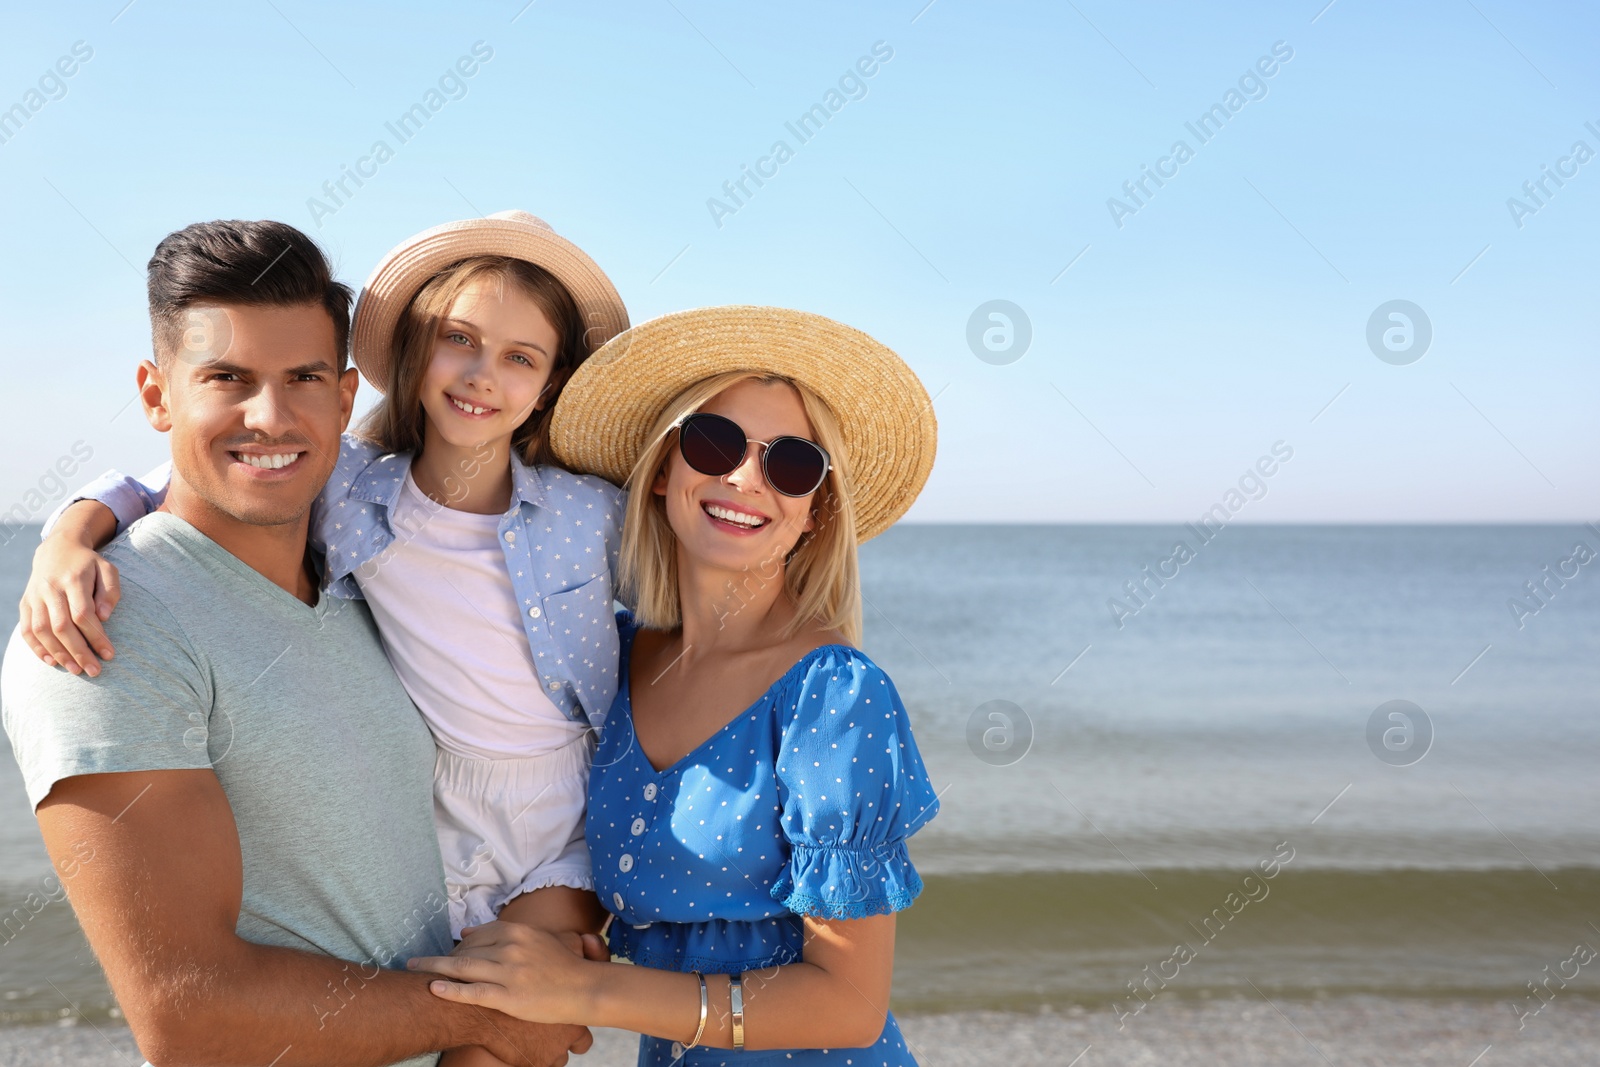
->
[[612, 891, 624, 911], [631, 818, 646, 836], [528, 606, 542, 619], [643, 783, 657, 801], [619, 854, 634, 872], [504, 530, 516, 541], [670, 1042, 684, 1058], [547, 679, 560, 691]]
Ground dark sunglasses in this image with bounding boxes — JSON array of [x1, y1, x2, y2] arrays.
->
[[672, 412, 832, 497]]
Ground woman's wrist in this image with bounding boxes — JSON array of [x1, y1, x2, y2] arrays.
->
[[580, 959, 718, 1046], [573, 957, 615, 1026]]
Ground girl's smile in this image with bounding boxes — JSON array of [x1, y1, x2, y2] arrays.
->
[[444, 392, 501, 419]]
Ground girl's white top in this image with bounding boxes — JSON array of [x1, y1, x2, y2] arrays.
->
[[359, 470, 586, 760]]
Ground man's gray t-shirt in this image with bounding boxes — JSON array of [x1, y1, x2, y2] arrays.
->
[[2, 513, 451, 1067]]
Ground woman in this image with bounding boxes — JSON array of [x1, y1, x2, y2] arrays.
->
[[409, 306, 942, 1065]]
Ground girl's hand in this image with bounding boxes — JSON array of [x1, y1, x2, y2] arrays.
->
[[20, 536, 120, 676], [407, 921, 602, 1025]]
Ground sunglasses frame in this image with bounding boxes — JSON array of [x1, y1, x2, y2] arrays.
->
[[669, 411, 832, 498]]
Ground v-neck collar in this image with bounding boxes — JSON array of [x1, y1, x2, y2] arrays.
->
[[616, 618, 853, 777], [143, 512, 333, 618]]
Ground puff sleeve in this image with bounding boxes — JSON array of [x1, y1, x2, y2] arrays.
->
[[770, 648, 940, 919]]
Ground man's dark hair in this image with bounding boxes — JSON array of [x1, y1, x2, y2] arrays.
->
[[147, 220, 352, 368]]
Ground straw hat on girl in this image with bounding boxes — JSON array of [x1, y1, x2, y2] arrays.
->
[[547, 305, 936, 542], [349, 209, 629, 391]]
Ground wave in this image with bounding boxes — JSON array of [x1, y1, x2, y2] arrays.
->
[[6, 867, 1595, 1027], [892, 867, 1600, 1013]]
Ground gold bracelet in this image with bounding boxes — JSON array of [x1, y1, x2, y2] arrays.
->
[[685, 971, 708, 1049], [729, 973, 745, 1050]]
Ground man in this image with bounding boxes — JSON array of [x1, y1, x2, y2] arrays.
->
[[1, 219, 589, 1067]]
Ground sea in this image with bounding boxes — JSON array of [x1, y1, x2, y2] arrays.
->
[[1, 523, 1597, 1029]]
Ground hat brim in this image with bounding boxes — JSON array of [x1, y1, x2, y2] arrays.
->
[[350, 216, 629, 392], [547, 306, 936, 542]]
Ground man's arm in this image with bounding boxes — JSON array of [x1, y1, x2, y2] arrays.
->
[[38, 768, 589, 1067]]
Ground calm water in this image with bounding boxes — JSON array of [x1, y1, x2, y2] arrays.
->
[[2, 523, 1597, 1022]]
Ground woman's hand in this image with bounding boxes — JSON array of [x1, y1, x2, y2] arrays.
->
[[20, 535, 120, 676], [407, 921, 609, 1025]]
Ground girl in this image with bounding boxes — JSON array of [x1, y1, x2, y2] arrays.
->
[[21, 210, 631, 1066], [410, 306, 942, 1065]]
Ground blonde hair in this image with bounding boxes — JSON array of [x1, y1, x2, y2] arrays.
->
[[356, 255, 590, 465], [619, 371, 863, 646]]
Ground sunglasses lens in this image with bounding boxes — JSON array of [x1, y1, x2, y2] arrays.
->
[[679, 414, 746, 477], [765, 438, 828, 496]]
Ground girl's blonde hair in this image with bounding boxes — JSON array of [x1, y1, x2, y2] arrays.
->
[[357, 255, 590, 465], [619, 371, 863, 646]]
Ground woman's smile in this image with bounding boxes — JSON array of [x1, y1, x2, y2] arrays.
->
[[701, 498, 771, 534]]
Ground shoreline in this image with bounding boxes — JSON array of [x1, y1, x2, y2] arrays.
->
[[5, 996, 1598, 1066]]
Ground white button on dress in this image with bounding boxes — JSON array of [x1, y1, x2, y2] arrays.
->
[[631, 817, 646, 835], [619, 853, 634, 872], [643, 782, 657, 801]]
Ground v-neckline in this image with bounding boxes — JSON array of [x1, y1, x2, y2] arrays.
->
[[147, 513, 331, 619], [618, 620, 853, 777]]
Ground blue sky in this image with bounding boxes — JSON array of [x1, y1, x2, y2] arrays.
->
[[1, 0, 1594, 523]]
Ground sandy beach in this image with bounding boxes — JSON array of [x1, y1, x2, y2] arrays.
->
[[4, 996, 1597, 1066]]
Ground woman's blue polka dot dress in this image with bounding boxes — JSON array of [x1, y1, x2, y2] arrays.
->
[[588, 612, 941, 1066]]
